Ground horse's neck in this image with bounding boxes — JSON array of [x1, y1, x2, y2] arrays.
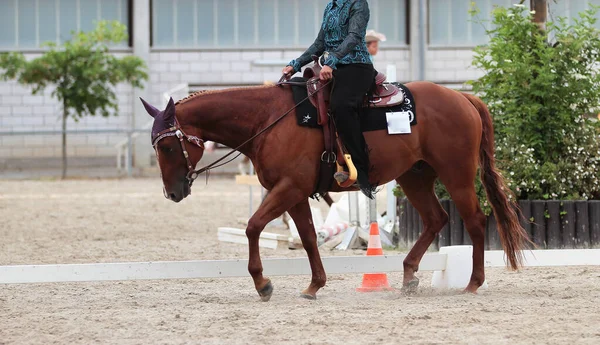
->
[[178, 86, 282, 158]]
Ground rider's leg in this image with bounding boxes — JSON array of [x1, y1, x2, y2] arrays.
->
[[329, 63, 376, 198]]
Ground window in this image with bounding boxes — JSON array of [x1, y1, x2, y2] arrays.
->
[[0, 0, 131, 50], [428, 0, 514, 46], [151, 0, 408, 49]]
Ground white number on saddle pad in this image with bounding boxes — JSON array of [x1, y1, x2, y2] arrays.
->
[[386, 111, 412, 134]]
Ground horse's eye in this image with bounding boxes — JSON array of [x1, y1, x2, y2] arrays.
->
[[160, 146, 173, 154]]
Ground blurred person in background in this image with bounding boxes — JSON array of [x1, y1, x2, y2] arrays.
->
[[365, 29, 386, 57]]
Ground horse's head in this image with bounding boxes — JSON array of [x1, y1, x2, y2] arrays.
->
[[140, 97, 205, 203]]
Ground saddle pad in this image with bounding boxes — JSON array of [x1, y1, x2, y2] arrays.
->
[[290, 78, 417, 131]]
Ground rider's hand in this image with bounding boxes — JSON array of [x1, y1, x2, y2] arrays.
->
[[320, 66, 333, 81], [282, 66, 295, 80]]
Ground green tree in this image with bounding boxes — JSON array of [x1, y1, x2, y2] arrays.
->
[[467, 3, 600, 202], [0, 20, 148, 179]]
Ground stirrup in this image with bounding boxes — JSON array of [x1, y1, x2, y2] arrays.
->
[[335, 153, 357, 188]]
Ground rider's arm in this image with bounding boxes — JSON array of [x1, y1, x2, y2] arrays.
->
[[287, 27, 325, 73], [322, 0, 369, 69]]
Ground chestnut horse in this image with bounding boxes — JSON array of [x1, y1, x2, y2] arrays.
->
[[140, 80, 530, 300]]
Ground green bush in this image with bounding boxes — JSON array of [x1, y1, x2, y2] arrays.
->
[[395, 3, 600, 212]]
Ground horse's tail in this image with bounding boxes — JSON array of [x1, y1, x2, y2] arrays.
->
[[461, 92, 531, 270]]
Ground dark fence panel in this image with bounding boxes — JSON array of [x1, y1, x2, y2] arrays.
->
[[590, 201, 600, 247], [438, 200, 451, 248], [397, 198, 408, 247], [561, 201, 576, 248], [531, 201, 546, 248], [449, 202, 463, 246], [519, 200, 533, 240], [575, 201, 590, 248], [546, 201, 561, 249], [395, 198, 599, 249]]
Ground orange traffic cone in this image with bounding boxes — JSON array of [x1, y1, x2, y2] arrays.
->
[[356, 222, 395, 292]]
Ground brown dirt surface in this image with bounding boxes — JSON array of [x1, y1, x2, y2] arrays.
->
[[1, 178, 599, 345]]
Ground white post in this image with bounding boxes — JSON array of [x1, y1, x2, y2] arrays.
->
[[132, 0, 152, 169]]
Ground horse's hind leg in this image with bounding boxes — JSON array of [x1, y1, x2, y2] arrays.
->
[[439, 178, 487, 293], [287, 199, 326, 299], [396, 165, 448, 293]]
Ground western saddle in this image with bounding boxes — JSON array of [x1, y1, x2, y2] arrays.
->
[[301, 55, 404, 191]]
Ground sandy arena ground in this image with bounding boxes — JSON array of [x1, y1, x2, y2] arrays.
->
[[1, 177, 599, 345]]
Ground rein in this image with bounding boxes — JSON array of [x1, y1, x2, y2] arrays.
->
[[154, 76, 332, 187]]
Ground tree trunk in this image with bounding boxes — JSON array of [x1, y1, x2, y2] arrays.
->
[[62, 102, 67, 179], [530, 0, 548, 35]]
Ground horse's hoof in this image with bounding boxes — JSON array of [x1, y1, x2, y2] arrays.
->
[[258, 280, 274, 302], [463, 287, 479, 295], [300, 293, 317, 300], [401, 277, 420, 295]]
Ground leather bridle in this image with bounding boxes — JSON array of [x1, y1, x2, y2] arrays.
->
[[151, 119, 205, 187]]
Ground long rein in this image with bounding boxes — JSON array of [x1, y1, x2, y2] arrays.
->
[[183, 76, 332, 186]]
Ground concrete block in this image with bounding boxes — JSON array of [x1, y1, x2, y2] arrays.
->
[[169, 63, 190, 72], [153, 62, 170, 72], [196, 73, 223, 84], [33, 105, 57, 115], [12, 106, 33, 115], [150, 53, 160, 62], [0, 84, 13, 93], [231, 61, 251, 71], [263, 72, 282, 83], [430, 70, 457, 82], [179, 52, 201, 61], [221, 72, 241, 84], [210, 61, 231, 71], [385, 49, 409, 60], [160, 73, 181, 83], [241, 51, 261, 61], [1, 96, 22, 105], [159, 52, 180, 62], [241, 72, 263, 83], [21, 117, 46, 126], [220, 51, 242, 61], [22, 95, 45, 105], [190, 62, 211, 72], [431, 245, 488, 290], [199, 52, 221, 61], [181, 73, 203, 84], [262, 51, 283, 60]]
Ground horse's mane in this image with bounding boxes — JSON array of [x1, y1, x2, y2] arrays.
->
[[175, 84, 276, 105]]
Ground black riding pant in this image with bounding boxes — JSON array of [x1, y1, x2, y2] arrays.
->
[[330, 63, 376, 198]]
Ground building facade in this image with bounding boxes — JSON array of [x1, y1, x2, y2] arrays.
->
[[0, 0, 598, 171]]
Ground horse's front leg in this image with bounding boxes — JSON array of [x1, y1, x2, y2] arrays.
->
[[245, 180, 303, 301]]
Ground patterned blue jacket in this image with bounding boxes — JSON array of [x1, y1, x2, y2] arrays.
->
[[288, 0, 372, 72]]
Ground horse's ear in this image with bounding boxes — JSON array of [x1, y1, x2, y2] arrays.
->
[[163, 97, 176, 122], [140, 97, 159, 118]]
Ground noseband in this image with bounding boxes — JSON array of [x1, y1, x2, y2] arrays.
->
[[152, 120, 205, 187]]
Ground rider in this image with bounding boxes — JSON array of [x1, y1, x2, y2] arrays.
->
[[282, 0, 377, 199]]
